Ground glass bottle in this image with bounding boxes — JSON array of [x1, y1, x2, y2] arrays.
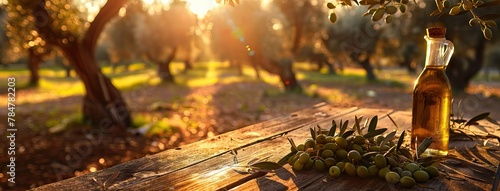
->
[[411, 27, 454, 157]]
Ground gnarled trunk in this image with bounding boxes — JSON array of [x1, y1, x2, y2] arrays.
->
[[158, 47, 177, 83], [28, 48, 42, 86], [360, 57, 377, 81], [62, 42, 132, 132]]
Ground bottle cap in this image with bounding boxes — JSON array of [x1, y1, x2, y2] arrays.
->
[[426, 27, 446, 38]]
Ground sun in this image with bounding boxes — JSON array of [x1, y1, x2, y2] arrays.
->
[[185, 0, 219, 18]]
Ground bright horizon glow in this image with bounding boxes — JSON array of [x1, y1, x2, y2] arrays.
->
[[186, 0, 219, 18]]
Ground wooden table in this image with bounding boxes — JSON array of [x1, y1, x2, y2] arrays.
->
[[34, 103, 500, 191]]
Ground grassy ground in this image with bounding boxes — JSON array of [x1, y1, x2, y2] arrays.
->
[[0, 61, 499, 190]]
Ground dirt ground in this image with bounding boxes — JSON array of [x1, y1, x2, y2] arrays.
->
[[1, 74, 499, 190]]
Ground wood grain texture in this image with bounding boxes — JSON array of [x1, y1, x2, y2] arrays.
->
[[33, 103, 357, 190], [33, 103, 500, 191]]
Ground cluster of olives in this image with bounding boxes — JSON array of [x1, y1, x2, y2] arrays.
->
[[286, 132, 439, 188]]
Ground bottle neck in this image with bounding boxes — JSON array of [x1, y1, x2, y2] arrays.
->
[[424, 37, 448, 68]]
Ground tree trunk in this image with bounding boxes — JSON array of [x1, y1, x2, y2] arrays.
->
[[446, 36, 486, 92], [62, 43, 132, 132], [183, 60, 193, 72], [280, 68, 301, 92], [28, 48, 42, 87], [359, 57, 377, 81], [31, 0, 130, 131], [158, 47, 177, 83]]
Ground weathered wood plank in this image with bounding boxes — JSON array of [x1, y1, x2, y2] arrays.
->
[[119, 108, 395, 190], [33, 104, 500, 191], [33, 104, 358, 190], [236, 113, 500, 191]]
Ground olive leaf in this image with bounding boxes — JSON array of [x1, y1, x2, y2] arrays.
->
[[396, 130, 406, 151], [339, 119, 349, 136], [328, 120, 337, 136], [399, 148, 413, 159], [249, 161, 282, 171], [310, 127, 317, 140], [380, 130, 397, 147], [486, 117, 500, 126], [363, 128, 387, 138], [465, 112, 490, 126], [362, 151, 379, 158], [386, 114, 398, 129], [278, 152, 296, 166], [287, 137, 297, 152], [368, 115, 378, 132], [342, 130, 355, 138], [416, 137, 433, 158], [383, 145, 396, 157], [353, 115, 363, 135]]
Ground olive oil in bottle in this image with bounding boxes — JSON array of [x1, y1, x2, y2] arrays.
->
[[411, 27, 454, 157]]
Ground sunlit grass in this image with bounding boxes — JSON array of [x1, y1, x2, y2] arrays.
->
[[1, 61, 409, 107]]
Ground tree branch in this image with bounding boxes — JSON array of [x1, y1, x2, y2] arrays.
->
[[82, 0, 127, 55]]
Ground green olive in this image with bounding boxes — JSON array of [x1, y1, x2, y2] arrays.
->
[[293, 160, 304, 170], [336, 149, 348, 159], [405, 163, 420, 173], [353, 135, 365, 144], [413, 170, 430, 183], [424, 166, 440, 177], [374, 135, 385, 144], [357, 166, 369, 178], [400, 170, 412, 177], [326, 136, 335, 143], [369, 145, 380, 151], [385, 171, 400, 184], [368, 165, 379, 177], [316, 134, 327, 144], [378, 167, 390, 179], [304, 158, 314, 170], [329, 166, 341, 178], [298, 152, 310, 164], [305, 138, 315, 148], [321, 150, 335, 159], [400, 176, 416, 188], [374, 154, 387, 168], [335, 137, 348, 149], [314, 159, 326, 171], [324, 158, 337, 168], [322, 143, 338, 151], [392, 167, 403, 175], [296, 144, 306, 151], [336, 161, 345, 171], [345, 162, 357, 176], [348, 150, 362, 163], [351, 144, 364, 154]]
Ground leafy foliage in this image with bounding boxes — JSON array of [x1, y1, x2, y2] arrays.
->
[[326, 0, 499, 40]]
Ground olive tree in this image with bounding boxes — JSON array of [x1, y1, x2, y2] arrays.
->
[[6, 0, 132, 130]]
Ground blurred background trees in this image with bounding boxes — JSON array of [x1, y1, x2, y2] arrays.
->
[[1, 0, 499, 127]]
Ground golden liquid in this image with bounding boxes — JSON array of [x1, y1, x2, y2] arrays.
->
[[411, 66, 451, 157]]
